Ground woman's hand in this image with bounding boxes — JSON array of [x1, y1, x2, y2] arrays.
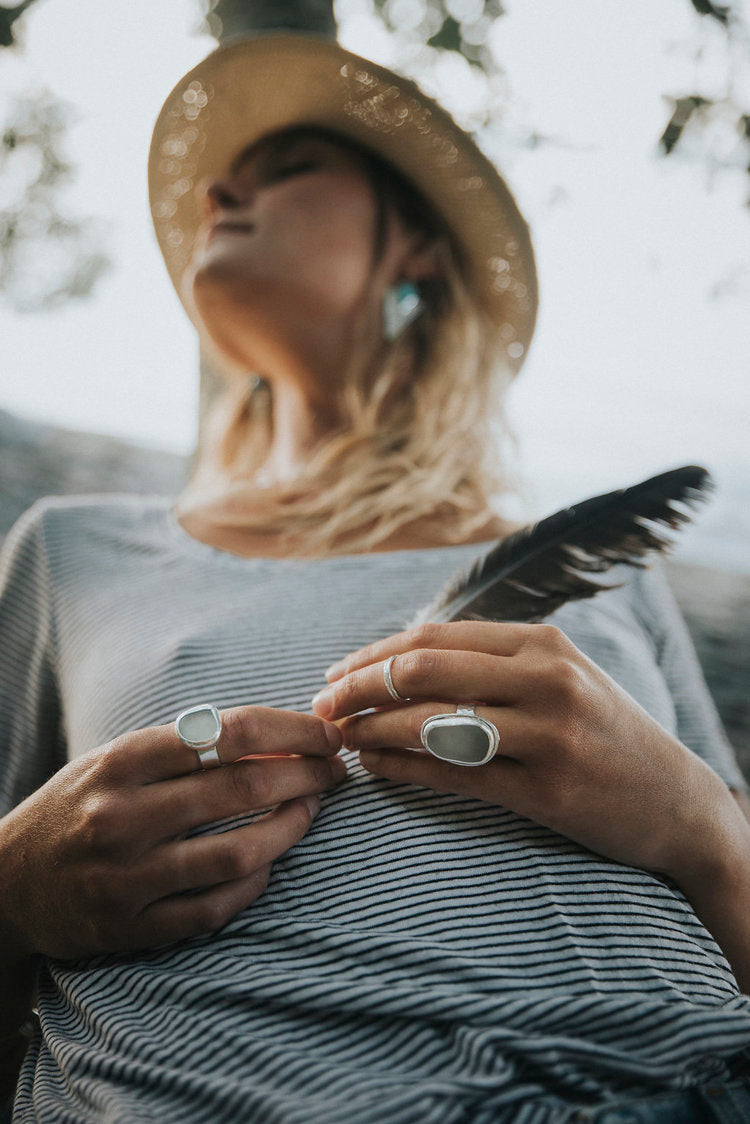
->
[[0, 707, 345, 962], [312, 621, 747, 884]]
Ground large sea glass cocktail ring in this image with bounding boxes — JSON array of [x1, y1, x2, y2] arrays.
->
[[175, 703, 223, 769], [419, 704, 500, 767]]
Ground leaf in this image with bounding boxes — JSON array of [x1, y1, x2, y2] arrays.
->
[[689, 0, 731, 27], [0, 0, 39, 50], [659, 95, 710, 155]]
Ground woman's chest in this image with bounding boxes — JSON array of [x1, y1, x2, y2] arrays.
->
[[53, 559, 673, 761]]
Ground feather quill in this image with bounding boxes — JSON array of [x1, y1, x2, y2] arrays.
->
[[408, 465, 712, 628]]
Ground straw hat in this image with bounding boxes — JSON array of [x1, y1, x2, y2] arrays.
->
[[148, 33, 538, 372]]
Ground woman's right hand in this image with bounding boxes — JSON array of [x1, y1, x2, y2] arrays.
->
[[0, 707, 346, 962]]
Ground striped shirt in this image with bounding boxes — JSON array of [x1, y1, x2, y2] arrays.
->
[[2, 494, 750, 1124]]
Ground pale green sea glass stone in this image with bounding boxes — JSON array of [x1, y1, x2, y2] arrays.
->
[[175, 703, 222, 748], [419, 707, 499, 767]]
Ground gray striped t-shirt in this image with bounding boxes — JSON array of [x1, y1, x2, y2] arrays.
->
[[2, 494, 750, 1124]]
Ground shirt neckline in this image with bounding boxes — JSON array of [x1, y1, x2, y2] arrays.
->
[[164, 504, 497, 567]]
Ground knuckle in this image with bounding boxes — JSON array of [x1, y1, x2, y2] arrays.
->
[[409, 622, 445, 649], [400, 647, 441, 688], [85, 741, 122, 783], [77, 794, 123, 852], [223, 706, 265, 750], [227, 762, 270, 808], [534, 624, 571, 652], [216, 840, 254, 882], [287, 799, 315, 839], [197, 897, 235, 935], [334, 674, 360, 710], [550, 658, 587, 706]]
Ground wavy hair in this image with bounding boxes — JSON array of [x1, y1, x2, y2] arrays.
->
[[182, 126, 519, 559]]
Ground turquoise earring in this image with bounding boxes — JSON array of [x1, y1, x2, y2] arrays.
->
[[382, 281, 424, 341]]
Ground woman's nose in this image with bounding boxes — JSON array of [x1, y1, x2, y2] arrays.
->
[[201, 177, 241, 219]]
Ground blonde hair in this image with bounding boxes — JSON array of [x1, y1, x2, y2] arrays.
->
[[183, 129, 520, 560]]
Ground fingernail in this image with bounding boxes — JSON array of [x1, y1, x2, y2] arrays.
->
[[305, 794, 321, 818], [311, 688, 334, 717], [323, 720, 342, 749]]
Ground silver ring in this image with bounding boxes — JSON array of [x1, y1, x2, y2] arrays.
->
[[175, 703, 223, 769], [383, 654, 412, 702], [420, 704, 499, 767]]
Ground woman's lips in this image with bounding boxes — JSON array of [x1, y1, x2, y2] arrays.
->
[[209, 222, 255, 240]]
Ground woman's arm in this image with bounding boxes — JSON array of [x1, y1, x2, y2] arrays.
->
[[0, 505, 64, 1098], [632, 560, 749, 796], [632, 564, 750, 989], [673, 815, 750, 995]]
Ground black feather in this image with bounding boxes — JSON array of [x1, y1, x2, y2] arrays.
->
[[409, 465, 712, 627]]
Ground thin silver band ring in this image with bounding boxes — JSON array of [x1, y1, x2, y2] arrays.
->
[[383, 654, 412, 703]]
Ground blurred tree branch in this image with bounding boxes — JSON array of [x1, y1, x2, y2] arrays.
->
[[0, 94, 111, 312], [659, 95, 712, 155], [0, 0, 111, 310], [659, 2, 750, 203], [0, 0, 40, 48], [690, 0, 730, 25]]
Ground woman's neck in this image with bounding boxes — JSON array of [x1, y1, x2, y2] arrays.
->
[[175, 503, 514, 560]]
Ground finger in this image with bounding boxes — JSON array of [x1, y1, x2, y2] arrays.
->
[[137, 753, 348, 840], [357, 745, 575, 837], [108, 706, 343, 784], [139, 795, 323, 902], [358, 745, 528, 803], [128, 865, 273, 951], [313, 649, 530, 722], [133, 800, 314, 939], [339, 701, 538, 761], [324, 621, 537, 681]]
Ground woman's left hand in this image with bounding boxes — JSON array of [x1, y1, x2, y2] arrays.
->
[[312, 621, 745, 884]]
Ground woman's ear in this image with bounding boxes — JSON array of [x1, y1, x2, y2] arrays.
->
[[401, 236, 440, 283]]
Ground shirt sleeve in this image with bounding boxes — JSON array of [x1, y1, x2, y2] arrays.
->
[[0, 502, 66, 816], [630, 559, 748, 793]]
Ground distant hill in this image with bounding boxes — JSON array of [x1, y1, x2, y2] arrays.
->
[[1, 408, 747, 777]]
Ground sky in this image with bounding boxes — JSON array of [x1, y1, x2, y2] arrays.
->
[[2, 0, 749, 558]]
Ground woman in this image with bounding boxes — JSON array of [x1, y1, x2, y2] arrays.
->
[[1, 35, 750, 1124]]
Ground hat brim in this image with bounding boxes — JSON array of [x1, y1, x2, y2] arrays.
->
[[148, 33, 537, 372]]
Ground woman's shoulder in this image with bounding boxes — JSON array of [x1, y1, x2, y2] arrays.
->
[[2, 493, 174, 566], [15, 491, 171, 527]]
